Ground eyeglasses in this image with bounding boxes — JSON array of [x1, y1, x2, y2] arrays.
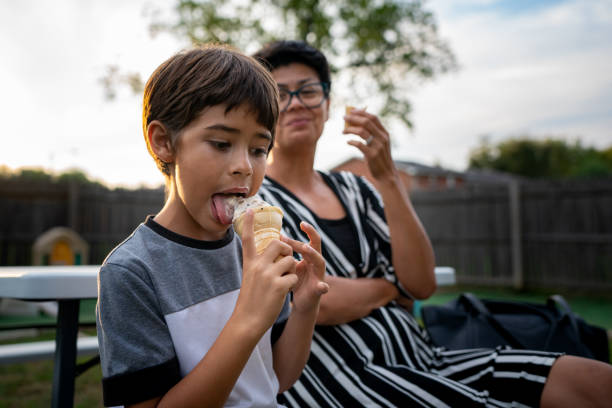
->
[[278, 82, 329, 112]]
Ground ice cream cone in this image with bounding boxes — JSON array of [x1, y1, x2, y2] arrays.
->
[[344, 106, 355, 131], [233, 205, 284, 255]]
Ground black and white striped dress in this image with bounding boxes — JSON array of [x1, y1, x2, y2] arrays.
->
[[259, 171, 560, 408]]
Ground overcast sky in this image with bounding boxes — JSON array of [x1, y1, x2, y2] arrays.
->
[[1, 0, 610, 188]]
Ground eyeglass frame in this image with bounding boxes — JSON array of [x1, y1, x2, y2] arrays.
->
[[278, 82, 330, 113]]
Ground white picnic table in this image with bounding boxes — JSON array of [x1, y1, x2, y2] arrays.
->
[[0, 265, 98, 408], [0, 264, 455, 407]]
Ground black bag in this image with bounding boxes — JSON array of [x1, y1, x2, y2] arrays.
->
[[421, 292, 609, 363]]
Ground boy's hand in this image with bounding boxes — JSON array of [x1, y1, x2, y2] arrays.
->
[[281, 221, 329, 314], [235, 210, 298, 335]]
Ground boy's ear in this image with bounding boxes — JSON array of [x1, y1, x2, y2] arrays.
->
[[147, 120, 174, 164]]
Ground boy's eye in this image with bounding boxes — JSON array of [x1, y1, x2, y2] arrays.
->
[[211, 141, 231, 150], [251, 146, 269, 156]]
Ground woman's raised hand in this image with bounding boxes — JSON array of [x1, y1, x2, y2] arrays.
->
[[343, 108, 397, 183]]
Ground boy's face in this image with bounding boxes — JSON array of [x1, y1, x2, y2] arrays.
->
[[167, 104, 272, 241]]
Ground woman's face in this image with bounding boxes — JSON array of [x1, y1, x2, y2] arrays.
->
[[271, 63, 330, 151]]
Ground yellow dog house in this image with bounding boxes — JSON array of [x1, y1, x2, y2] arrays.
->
[[0, 228, 89, 317], [32, 227, 89, 266]]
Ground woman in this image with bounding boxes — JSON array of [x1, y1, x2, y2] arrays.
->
[[254, 40, 612, 407]]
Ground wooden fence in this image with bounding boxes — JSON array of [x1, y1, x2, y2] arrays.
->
[[0, 180, 164, 266], [1, 178, 611, 291], [411, 179, 612, 291]]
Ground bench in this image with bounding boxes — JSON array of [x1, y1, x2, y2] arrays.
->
[[0, 335, 98, 365]]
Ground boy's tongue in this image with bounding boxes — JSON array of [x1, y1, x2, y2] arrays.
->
[[211, 195, 235, 225]]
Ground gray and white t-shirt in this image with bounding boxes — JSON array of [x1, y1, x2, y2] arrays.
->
[[96, 216, 289, 407]]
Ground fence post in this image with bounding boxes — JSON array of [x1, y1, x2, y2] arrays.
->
[[508, 180, 523, 289]]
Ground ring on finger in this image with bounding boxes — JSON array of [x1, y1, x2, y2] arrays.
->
[[366, 134, 374, 145]]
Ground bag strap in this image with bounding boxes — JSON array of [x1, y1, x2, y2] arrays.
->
[[459, 293, 526, 349], [547, 294, 580, 336]]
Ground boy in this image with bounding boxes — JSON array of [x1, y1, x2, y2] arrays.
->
[[96, 44, 328, 407]]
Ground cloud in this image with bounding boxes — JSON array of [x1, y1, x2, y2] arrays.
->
[[386, 0, 612, 170], [1, 0, 610, 185], [0, 0, 181, 188]]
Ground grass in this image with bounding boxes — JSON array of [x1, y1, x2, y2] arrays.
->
[[0, 288, 610, 407], [0, 300, 102, 408], [0, 329, 103, 408], [0, 353, 103, 408]]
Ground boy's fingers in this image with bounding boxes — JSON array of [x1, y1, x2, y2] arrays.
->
[[300, 221, 322, 253], [281, 235, 318, 261], [240, 210, 256, 259], [261, 239, 292, 264], [317, 281, 330, 294], [277, 254, 297, 276], [280, 223, 325, 269], [277, 240, 293, 257], [288, 240, 325, 272], [303, 245, 326, 270], [280, 235, 304, 250], [282, 272, 299, 291]]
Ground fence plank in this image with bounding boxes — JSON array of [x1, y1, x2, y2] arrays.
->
[[412, 179, 612, 292], [1, 178, 611, 291]]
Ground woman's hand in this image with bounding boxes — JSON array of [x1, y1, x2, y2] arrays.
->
[[281, 221, 329, 314], [343, 108, 397, 183]]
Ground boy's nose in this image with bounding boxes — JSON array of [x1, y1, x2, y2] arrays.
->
[[230, 149, 253, 176]]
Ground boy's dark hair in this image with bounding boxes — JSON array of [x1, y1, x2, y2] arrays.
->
[[143, 44, 279, 176], [253, 40, 331, 92]]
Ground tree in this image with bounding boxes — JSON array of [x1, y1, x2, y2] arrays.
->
[[104, 0, 456, 128], [0, 166, 107, 187], [468, 136, 612, 179]]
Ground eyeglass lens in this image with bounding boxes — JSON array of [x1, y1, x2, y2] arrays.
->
[[279, 83, 327, 111]]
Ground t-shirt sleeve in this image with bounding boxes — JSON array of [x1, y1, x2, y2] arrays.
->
[[96, 262, 181, 406]]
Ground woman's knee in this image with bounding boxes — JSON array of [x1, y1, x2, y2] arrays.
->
[[540, 355, 612, 408]]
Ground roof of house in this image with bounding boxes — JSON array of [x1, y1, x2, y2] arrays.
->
[[394, 160, 463, 177], [333, 157, 464, 177], [332, 157, 520, 184], [462, 168, 522, 184]]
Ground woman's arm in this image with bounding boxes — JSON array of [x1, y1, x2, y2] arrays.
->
[[344, 108, 436, 300], [376, 173, 437, 299], [316, 276, 399, 325]]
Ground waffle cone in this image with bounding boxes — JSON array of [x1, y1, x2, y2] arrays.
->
[[344, 106, 355, 131], [233, 206, 283, 255]]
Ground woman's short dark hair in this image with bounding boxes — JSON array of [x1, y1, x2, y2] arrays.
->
[[253, 40, 331, 92], [143, 44, 279, 176]]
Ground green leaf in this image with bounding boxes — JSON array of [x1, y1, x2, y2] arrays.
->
[[147, 0, 457, 132]]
